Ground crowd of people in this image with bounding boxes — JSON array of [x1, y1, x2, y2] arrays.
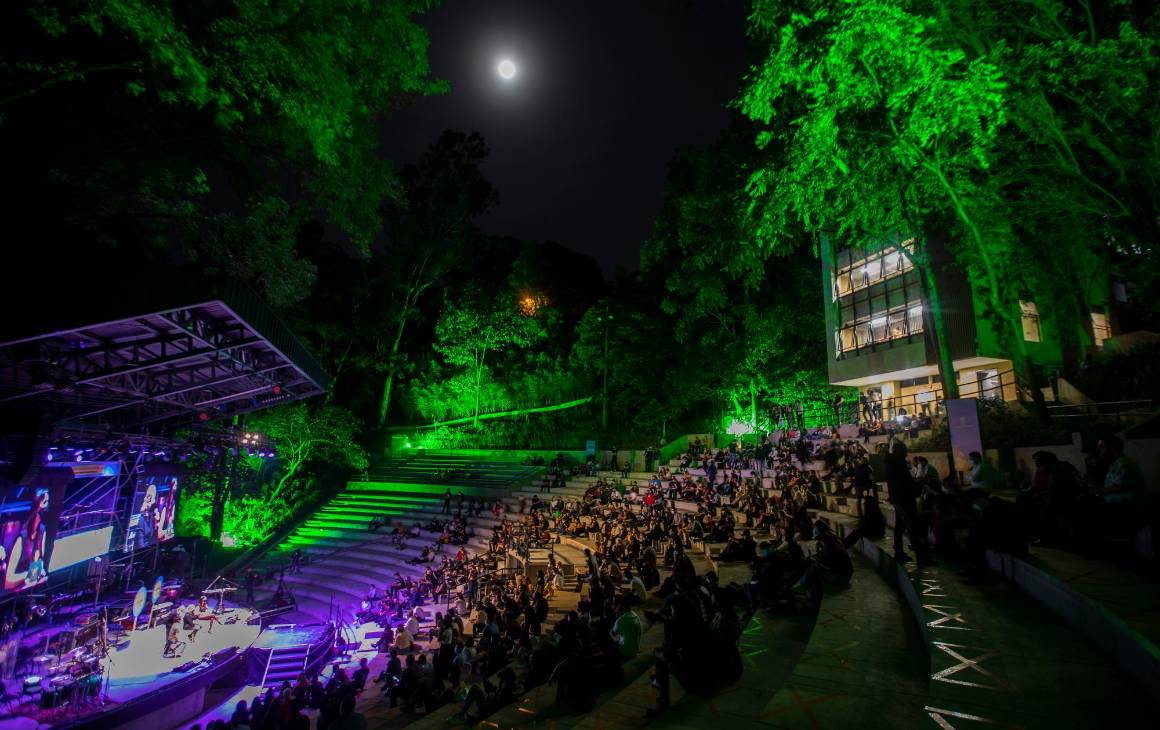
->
[[202, 417, 1154, 729]]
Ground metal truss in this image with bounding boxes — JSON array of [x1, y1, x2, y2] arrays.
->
[[0, 298, 327, 430]]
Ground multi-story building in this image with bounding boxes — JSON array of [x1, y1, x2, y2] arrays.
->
[[820, 234, 1119, 416]]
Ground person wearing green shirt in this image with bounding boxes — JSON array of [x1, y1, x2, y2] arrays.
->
[[610, 599, 642, 660]]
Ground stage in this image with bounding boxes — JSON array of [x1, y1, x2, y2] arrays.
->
[[1, 600, 261, 730], [102, 604, 260, 705]]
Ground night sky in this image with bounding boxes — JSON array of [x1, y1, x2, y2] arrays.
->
[[381, 0, 750, 276]]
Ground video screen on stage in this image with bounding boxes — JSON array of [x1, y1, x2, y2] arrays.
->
[[50, 525, 114, 573], [1, 487, 55, 594], [124, 475, 179, 551]]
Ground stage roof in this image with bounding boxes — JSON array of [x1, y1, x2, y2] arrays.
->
[[0, 282, 328, 430]]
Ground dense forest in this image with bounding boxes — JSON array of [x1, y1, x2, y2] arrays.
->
[[3, 0, 1157, 544]]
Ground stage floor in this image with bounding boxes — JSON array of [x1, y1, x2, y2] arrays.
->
[[103, 604, 260, 705]]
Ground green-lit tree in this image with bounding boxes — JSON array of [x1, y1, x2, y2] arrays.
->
[[740, 0, 1160, 394], [642, 129, 828, 430], [251, 403, 368, 503], [740, 0, 1017, 397], [374, 131, 497, 427], [431, 292, 544, 423]]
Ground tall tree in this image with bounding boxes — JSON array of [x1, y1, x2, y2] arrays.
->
[[431, 291, 543, 424], [740, 0, 1015, 397], [1, 0, 444, 306], [250, 402, 368, 503], [374, 131, 497, 427], [643, 130, 826, 429]]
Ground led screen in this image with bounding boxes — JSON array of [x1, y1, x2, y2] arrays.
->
[[1, 488, 53, 593], [124, 475, 179, 550], [49, 525, 114, 573]]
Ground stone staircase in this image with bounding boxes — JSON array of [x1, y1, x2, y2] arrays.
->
[[245, 456, 545, 622]]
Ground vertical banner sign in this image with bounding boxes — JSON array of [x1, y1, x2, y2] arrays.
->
[[131, 585, 148, 634], [946, 399, 984, 482], [151, 576, 164, 605]]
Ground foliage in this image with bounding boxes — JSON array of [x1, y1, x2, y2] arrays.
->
[[2, 0, 444, 306], [175, 403, 366, 546], [428, 290, 545, 422], [739, 0, 1160, 380], [249, 402, 368, 500], [641, 126, 828, 431], [1062, 341, 1160, 404]]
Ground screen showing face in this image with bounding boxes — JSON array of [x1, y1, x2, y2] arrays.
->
[[125, 476, 179, 550], [1, 488, 52, 593]]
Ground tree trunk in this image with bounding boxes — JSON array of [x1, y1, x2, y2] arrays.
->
[[918, 258, 961, 400], [377, 318, 410, 428], [749, 379, 758, 431], [209, 455, 234, 541]]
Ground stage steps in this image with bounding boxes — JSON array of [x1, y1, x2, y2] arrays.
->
[[262, 644, 309, 687]]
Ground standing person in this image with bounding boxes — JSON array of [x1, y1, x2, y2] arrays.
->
[[794, 401, 805, 431], [245, 567, 257, 606], [442, 489, 452, 515], [610, 597, 642, 660], [832, 394, 844, 426], [886, 437, 916, 563], [860, 393, 873, 423]]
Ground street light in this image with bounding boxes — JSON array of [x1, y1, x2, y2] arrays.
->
[[601, 303, 612, 431]]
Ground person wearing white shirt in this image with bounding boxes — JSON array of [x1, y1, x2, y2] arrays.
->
[[393, 627, 414, 653], [625, 569, 647, 603], [404, 609, 421, 637]]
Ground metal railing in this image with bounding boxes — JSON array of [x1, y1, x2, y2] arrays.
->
[[1045, 399, 1154, 422]]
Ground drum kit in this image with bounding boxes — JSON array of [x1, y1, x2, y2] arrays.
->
[[20, 645, 103, 718]]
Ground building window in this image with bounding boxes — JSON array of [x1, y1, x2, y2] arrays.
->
[[1091, 310, 1111, 347], [836, 301, 924, 356], [831, 240, 915, 300], [1020, 300, 1040, 342]]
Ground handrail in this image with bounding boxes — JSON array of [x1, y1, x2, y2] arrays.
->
[[387, 395, 595, 433], [1045, 399, 1153, 421]]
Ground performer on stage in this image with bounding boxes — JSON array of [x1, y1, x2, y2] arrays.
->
[[196, 595, 216, 634], [163, 611, 182, 658], [183, 606, 200, 643]]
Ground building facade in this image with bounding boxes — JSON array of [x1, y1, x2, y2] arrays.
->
[[820, 234, 1117, 417]]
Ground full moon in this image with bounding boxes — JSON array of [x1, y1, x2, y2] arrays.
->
[[497, 59, 517, 80]]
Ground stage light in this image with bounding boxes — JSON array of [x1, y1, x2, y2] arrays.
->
[[46, 452, 54, 462], [272, 383, 283, 395], [75, 452, 84, 462], [198, 411, 209, 421]]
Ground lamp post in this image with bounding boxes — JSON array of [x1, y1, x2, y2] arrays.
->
[[601, 302, 611, 431]]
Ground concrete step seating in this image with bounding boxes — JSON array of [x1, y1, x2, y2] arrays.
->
[[243, 458, 544, 623], [405, 534, 724, 729]]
